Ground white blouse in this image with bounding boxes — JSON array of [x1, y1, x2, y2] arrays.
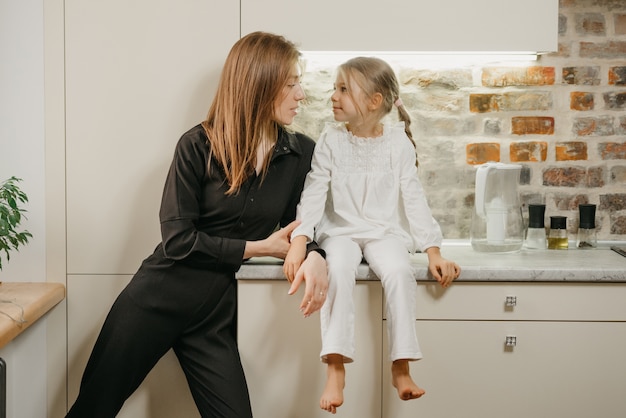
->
[[293, 122, 443, 253]]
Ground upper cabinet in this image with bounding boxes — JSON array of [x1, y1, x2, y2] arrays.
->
[[241, 0, 558, 53], [65, 0, 239, 274]]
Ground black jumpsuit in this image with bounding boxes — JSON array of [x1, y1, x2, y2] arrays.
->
[[66, 124, 316, 418]]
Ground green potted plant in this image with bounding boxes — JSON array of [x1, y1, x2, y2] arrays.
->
[[0, 176, 32, 271]]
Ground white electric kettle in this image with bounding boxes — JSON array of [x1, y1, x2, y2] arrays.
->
[[470, 162, 524, 253]]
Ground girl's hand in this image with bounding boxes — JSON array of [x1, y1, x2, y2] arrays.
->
[[425, 247, 461, 288], [283, 235, 307, 282], [429, 258, 461, 288]]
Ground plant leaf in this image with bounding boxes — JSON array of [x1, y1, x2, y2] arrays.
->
[[0, 176, 31, 270]]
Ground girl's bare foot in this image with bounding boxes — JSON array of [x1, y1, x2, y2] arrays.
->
[[320, 355, 345, 414], [391, 359, 425, 401]]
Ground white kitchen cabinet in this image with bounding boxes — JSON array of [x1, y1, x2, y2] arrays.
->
[[65, 0, 239, 275], [238, 280, 383, 418], [382, 282, 626, 418], [238, 278, 626, 418], [241, 0, 558, 53]]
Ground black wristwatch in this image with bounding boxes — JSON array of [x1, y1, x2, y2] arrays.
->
[[307, 247, 326, 259]]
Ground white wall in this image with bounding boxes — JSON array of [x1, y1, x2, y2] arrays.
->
[[0, 0, 49, 417]]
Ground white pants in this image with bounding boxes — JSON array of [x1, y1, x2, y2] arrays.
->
[[319, 236, 423, 363]]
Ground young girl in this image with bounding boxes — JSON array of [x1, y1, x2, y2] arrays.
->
[[283, 57, 461, 414]]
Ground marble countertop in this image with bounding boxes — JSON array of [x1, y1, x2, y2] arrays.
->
[[237, 241, 626, 283]]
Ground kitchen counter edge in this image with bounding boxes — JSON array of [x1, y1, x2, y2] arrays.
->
[[237, 245, 626, 283]]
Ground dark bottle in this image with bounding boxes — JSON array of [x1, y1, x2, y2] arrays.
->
[[548, 216, 568, 250], [576, 204, 597, 249]]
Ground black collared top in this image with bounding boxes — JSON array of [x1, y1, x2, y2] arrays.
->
[[156, 123, 316, 271]]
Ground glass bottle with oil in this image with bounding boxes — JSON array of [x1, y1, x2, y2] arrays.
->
[[548, 216, 568, 250]]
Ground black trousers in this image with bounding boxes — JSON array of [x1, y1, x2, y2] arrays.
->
[[66, 261, 253, 418]]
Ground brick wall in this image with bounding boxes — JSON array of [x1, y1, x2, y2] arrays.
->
[[294, 0, 626, 242]]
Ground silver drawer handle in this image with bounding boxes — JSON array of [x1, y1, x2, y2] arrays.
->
[[505, 295, 517, 307], [505, 336, 517, 347]]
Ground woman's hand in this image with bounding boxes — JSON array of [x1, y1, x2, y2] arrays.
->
[[243, 220, 300, 259], [288, 250, 328, 317], [283, 235, 307, 283], [425, 247, 461, 288]]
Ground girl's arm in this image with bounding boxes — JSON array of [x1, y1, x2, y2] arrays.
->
[[290, 132, 333, 242], [283, 132, 332, 282], [396, 136, 443, 252], [283, 235, 308, 282]]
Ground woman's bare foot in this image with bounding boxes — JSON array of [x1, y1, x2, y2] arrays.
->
[[392, 359, 425, 401], [320, 355, 345, 414]]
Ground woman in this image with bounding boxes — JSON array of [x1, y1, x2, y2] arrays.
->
[[66, 31, 328, 418]]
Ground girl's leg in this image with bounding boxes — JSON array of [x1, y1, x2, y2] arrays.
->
[[363, 238, 421, 361], [319, 236, 362, 362], [363, 238, 425, 400], [66, 289, 183, 418], [391, 359, 425, 400], [320, 354, 345, 414], [173, 278, 253, 418], [318, 236, 363, 413]]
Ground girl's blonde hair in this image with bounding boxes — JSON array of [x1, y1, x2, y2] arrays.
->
[[338, 57, 415, 149], [202, 32, 301, 195]]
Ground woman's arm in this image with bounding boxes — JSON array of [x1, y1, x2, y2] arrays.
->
[[159, 130, 251, 269], [243, 220, 301, 259]]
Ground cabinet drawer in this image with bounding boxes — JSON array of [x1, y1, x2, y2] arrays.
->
[[408, 282, 626, 321], [382, 321, 626, 418]]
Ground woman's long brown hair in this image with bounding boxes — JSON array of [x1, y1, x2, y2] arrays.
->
[[202, 32, 301, 195]]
